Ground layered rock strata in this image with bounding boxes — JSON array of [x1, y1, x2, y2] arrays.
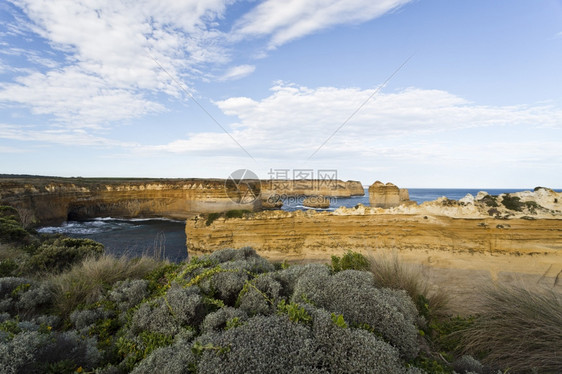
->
[[187, 188, 562, 280], [0, 177, 260, 225], [0, 176, 364, 225], [261, 179, 364, 199], [368, 181, 410, 208]]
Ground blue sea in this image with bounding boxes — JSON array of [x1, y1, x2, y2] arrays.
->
[[37, 188, 539, 262], [280, 188, 528, 212]]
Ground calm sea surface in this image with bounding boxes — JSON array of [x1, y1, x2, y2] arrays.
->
[[37, 188, 542, 262]]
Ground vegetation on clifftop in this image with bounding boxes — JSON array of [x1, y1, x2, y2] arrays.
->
[[0, 206, 560, 373]]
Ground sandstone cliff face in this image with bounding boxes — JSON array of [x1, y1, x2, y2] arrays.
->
[[368, 181, 410, 208], [261, 179, 364, 199], [187, 188, 562, 280], [186, 208, 562, 260], [0, 177, 260, 226], [0, 177, 365, 226]]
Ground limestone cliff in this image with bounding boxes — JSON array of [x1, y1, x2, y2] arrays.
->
[[186, 188, 562, 280], [261, 179, 364, 199], [0, 176, 260, 226], [187, 208, 562, 258], [0, 176, 365, 226], [368, 181, 410, 208]]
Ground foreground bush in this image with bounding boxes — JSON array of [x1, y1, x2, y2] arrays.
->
[[459, 284, 562, 373], [25, 237, 104, 273], [50, 254, 161, 317], [368, 253, 449, 319], [5, 245, 558, 373]]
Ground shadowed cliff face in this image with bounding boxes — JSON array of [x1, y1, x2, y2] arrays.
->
[[0, 177, 260, 226], [0, 176, 364, 226]]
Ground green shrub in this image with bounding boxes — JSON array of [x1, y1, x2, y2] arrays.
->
[[0, 217, 28, 243], [205, 213, 221, 226], [26, 238, 104, 273], [224, 210, 250, 219], [500, 194, 523, 211], [479, 195, 498, 207], [331, 251, 370, 272], [276, 300, 311, 325], [0, 258, 18, 277], [117, 331, 174, 371], [0, 206, 20, 221], [524, 201, 540, 214]]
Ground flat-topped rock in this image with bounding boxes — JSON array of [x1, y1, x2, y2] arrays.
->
[[368, 181, 410, 208]]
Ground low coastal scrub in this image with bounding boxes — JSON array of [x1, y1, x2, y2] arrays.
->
[[458, 283, 562, 373], [367, 253, 449, 320], [1, 207, 560, 373], [205, 210, 251, 226]]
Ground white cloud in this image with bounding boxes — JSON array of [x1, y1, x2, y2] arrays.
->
[[0, 123, 138, 147], [218, 64, 256, 81], [233, 0, 412, 49], [1, 0, 231, 127], [151, 83, 562, 160]]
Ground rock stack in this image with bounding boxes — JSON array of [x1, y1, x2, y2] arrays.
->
[[368, 181, 410, 208]]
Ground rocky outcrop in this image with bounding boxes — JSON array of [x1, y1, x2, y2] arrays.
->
[[368, 181, 410, 208], [0, 176, 261, 226], [302, 196, 330, 209], [261, 179, 364, 199]]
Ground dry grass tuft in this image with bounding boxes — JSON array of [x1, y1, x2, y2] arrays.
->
[[459, 283, 562, 373], [368, 252, 449, 318], [50, 254, 162, 317]]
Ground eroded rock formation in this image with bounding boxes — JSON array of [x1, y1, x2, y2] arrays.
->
[[0, 177, 261, 225], [302, 196, 330, 209], [261, 179, 364, 199], [368, 181, 410, 208], [0, 176, 364, 225], [187, 188, 562, 280]]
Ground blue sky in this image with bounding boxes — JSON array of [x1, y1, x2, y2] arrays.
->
[[0, 0, 561, 188]]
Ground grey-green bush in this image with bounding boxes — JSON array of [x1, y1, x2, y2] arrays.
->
[[130, 284, 206, 336], [131, 343, 196, 374], [237, 273, 286, 315], [206, 247, 274, 274], [291, 269, 420, 359], [195, 315, 313, 374], [109, 279, 149, 312], [201, 307, 248, 333], [0, 330, 102, 373], [453, 355, 483, 374], [305, 306, 408, 373]]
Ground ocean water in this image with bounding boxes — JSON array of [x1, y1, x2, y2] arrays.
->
[[38, 217, 188, 263], [37, 188, 540, 262], [280, 188, 528, 212]]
